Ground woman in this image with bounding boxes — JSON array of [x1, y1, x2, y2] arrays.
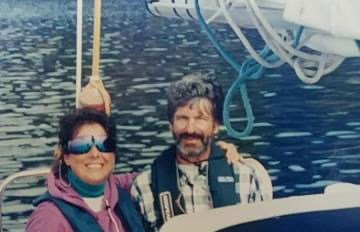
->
[[26, 109, 144, 232]]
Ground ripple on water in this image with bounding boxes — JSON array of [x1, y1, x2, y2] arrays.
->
[[0, 137, 57, 147], [5, 185, 46, 198], [254, 141, 271, 146], [240, 135, 262, 141], [275, 132, 312, 138], [117, 125, 142, 131], [295, 180, 338, 189], [0, 125, 38, 133], [142, 145, 169, 152], [131, 83, 169, 90], [253, 122, 274, 127], [2, 202, 35, 215], [272, 185, 286, 192], [135, 131, 158, 136], [312, 159, 331, 164], [140, 152, 162, 158], [299, 85, 325, 90], [156, 131, 172, 138], [268, 168, 281, 174], [325, 130, 357, 136], [320, 162, 337, 168], [338, 134, 360, 139], [339, 169, 360, 174], [347, 122, 360, 127], [120, 143, 146, 149], [128, 158, 154, 166], [288, 165, 306, 172]]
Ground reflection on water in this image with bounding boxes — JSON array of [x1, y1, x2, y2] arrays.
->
[[1, 0, 360, 230]]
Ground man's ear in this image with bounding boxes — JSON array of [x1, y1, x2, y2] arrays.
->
[[169, 122, 173, 132], [214, 121, 220, 134]]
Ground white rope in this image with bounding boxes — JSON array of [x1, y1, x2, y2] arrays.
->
[[75, 0, 83, 108], [246, 0, 327, 62], [205, 0, 346, 84], [243, 0, 345, 84], [206, 6, 223, 24], [218, 0, 284, 68]]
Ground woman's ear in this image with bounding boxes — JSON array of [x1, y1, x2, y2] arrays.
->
[[63, 155, 71, 166], [54, 145, 62, 159]]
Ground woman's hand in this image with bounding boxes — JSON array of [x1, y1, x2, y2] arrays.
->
[[216, 141, 246, 164]]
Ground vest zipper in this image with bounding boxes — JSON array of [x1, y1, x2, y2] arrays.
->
[[105, 200, 121, 232]]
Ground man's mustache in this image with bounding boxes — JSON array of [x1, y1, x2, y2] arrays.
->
[[179, 133, 204, 142]]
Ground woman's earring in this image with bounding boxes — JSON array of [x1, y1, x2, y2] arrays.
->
[[59, 160, 63, 182]]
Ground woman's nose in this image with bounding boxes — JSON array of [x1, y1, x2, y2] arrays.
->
[[88, 145, 101, 158]]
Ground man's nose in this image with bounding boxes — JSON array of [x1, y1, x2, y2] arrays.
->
[[184, 119, 196, 134]]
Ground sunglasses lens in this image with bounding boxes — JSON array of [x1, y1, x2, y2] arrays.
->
[[68, 139, 92, 155], [96, 137, 116, 153], [68, 136, 115, 155], [94, 137, 107, 152]]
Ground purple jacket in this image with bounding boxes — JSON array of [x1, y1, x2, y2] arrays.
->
[[26, 172, 136, 232]]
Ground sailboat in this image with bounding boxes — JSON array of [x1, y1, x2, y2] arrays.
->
[[1, 0, 360, 231], [146, 0, 360, 231]]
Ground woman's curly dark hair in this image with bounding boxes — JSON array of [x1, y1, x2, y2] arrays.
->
[[52, 108, 117, 178], [167, 73, 224, 123]]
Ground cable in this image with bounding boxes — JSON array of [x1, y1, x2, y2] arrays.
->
[[75, 0, 83, 108]]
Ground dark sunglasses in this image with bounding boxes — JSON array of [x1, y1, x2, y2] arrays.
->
[[67, 135, 115, 155]]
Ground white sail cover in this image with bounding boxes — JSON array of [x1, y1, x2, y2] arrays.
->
[[283, 0, 360, 40], [146, 0, 360, 57]]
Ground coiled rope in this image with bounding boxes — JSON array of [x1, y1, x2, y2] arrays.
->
[[194, 0, 345, 139]]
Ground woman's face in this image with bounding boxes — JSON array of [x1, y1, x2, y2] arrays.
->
[[64, 123, 115, 185]]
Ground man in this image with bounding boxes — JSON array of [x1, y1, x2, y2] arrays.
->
[[131, 73, 272, 231]]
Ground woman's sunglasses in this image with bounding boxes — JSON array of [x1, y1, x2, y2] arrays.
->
[[67, 135, 115, 155]]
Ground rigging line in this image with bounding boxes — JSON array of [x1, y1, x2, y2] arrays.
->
[[219, 0, 283, 68], [75, 0, 83, 108], [356, 40, 360, 53], [194, 0, 241, 71]]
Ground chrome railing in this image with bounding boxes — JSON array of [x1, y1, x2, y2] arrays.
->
[[0, 168, 50, 232]]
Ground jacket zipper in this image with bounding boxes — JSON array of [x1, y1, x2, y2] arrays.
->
[[105, 200, 121, 232]]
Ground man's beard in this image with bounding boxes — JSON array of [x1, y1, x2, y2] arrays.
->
[[174, 132, 212, 158]]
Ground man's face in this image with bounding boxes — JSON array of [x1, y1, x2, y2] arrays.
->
[[170, 98, 219, 159]]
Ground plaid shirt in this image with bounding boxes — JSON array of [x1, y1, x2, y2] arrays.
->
[[131, 156, 272, 231]]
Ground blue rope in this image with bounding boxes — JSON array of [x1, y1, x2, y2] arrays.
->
[[194, 0, 241, 71], [194, 0, 304, 139], [356, 40, 360, 53]]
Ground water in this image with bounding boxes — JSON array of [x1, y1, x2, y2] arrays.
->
[[1, 0, 360, 230]]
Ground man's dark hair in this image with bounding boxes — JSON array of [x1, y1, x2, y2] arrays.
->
[[167, 73, 224, 123]]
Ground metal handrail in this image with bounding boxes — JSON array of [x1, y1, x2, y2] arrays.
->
[[0, 167, 50, 232]]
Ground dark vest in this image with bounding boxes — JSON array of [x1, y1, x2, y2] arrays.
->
[[34, 186, 144, 232], [151, 143, 240, 227]]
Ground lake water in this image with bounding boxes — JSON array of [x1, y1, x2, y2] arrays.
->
[[1, 0, 360, 231]]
